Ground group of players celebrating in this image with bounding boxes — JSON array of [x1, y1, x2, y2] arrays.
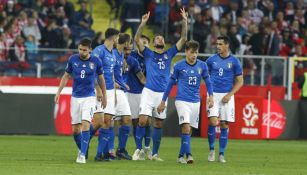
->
[[55, 8, 243, 164]]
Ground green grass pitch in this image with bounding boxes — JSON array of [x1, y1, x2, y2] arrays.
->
[[0, 135, 306, 175]]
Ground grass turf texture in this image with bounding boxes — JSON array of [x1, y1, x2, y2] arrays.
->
[[0, 135, 306, 175]]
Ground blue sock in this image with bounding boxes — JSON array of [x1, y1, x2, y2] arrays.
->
[[80, 131, 90, 156], [219, 128, 228, 156], [73, 133, 82, 150], [144, 125, 151, 147], [135, 125, 145, 149], [118, 126, 122, 149], [89, 124, 96, 139], [133, 124, 137, 143], [108, 127, 115, 152], [152, 127, 162, 156], [96, 128, 109, 158], [183, 134, 191, 156], [208, 125, 216, 150], [119, 125, 130, 150]]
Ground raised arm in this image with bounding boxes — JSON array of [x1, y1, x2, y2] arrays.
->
[[54, 72, 70, 104], [134, 12, 150, 53], [175, 8, 188, 50]]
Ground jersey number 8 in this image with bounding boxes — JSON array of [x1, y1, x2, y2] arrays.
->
[[219, 68, 223, 76], [80, 70, 85, 78]]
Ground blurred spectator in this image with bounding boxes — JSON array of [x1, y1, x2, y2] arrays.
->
[[120, 0, 143, 37], [62, 26, 74, 49], [193, 14, 210, 53], [264, 24, 280, 56], [92, 31, 104, 49], [56, 0, 75, 21], [284, 1, 295, 22], [41, 19, 64, 48], [228, 24, 240, 54], [205, 24, 220, 53], [22, 16, 41, 45], [71, 0, 94, 39], [24, 34, 38, 62], [9, 35, 27, 62], [247, 0, 263, 25], [210, 0, 223, 23], [224, 0, 241, 25], [276, 11, 289, 32], [4, 0, 18, 18], [0, 31, 8, 61]]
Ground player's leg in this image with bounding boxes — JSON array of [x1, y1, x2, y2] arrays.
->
[[117, 115, 132, 160], [77, 96, 96, 164], [71, 97, 82, 151], [133, 88, 152, 160], [106, 120, 115, 160], [207, 93, 221, 162], [218, 94, 234, 163], [151, 91, 167, 161], [144, 119, 152, 160], [95, 90, 115, 161], [126, 92, 140, 143]]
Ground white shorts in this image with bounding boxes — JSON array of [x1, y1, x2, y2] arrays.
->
[[139, 87, 167, 119], [103, 89, 116, 116], [208, 92, 235, 122], [114, 89, 131, 118], [70, 96, 96, 124], [126, 92, 142, 119], [175, 100, 200, 128], [94, 99, 104, 113]]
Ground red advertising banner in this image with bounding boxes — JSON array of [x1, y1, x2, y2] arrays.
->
[[200, 96, 263, 139], [54, 95, 72, 135]]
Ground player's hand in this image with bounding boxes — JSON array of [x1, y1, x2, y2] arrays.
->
[[222, 93, 232, 103], [141, 12, 150, 24], [125, 84, 130, 91], [157, 101, 166, 114], [101, 95, 107, 109], [115, 83, 120, 89], [180, 8, 188, 21], [208, 95, 214, 108], [54, 94, 60, 104], [97, 95, 103, 102]]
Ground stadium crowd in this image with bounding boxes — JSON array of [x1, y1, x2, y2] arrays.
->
[[0, 0, 307, 81]]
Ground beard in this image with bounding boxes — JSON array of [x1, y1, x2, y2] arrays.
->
[[154, 44, 164, 49]]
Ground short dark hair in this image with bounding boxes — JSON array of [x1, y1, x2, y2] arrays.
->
[[152, 34, 163, 43], [141, 35, 150, 43], [185, 40, 199, 51], [118, 33, 131, 44], [217, 35, 230, 45], [105, 28, 119, 39], [79, 38, 92, 48]]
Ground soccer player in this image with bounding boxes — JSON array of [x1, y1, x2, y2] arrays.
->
[[206, 36, 244, 163], [91, 28, 120, 161], [124, 36, 153, 160], [132, 8, 188, 161], [112, 33, 133, 160], [157, 40, 214, 164], [54, 38, 107, 164]]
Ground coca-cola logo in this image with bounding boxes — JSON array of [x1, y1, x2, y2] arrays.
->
[[261, 100, 286, 139]]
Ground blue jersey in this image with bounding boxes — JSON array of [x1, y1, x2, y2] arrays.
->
[[142, 45, 178, 92], [125, 50, 145, 94], [65, 54, 103, 98], [91, 44, 116, 90], [162, 59, 213, 103], [113, 48, 127, 91], [206, 54, 243, 93]]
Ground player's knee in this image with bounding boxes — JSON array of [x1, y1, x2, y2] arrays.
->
[[153, 118, 163, 128], [72, 126, 81, 135], [181, 123, 190, 134], [208, 117, 218, 126], [220, 121, 229, 128], [122, 116, 131, 125]]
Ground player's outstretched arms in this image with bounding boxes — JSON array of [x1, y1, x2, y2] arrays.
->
[[175, 8, 188, 51], [54, 72, 70, 104], [134, 12, 150, 53]]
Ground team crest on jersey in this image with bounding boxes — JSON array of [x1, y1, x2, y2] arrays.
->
[[198, 68, 202, 74], [163, 54, 168, 60], [89, 62, 94, 69], [227, 63, 232, 69]]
